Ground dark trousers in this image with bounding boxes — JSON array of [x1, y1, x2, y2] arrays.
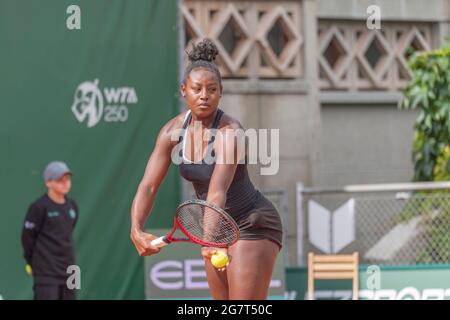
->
[[33, 284, 77, 300]]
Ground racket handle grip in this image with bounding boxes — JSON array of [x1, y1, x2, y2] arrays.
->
[[150, 236, 169, 248]]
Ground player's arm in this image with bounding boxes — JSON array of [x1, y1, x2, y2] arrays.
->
[[21, 203, 45, 266], [130, 120, 176, 256], [202, 124, 240, 259], [206, 123, 241, 207]]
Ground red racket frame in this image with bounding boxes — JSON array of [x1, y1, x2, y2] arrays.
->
[[153, 199, 240, 248]]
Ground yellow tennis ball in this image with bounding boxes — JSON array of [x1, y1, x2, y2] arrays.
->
[[211, 251, 228, 269], [25, 264, 32, 275]]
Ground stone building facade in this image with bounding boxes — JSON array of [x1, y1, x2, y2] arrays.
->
[[179, 0, 447, 265]]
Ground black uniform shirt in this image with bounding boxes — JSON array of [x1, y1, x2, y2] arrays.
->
[[21, 194, 78, 284]]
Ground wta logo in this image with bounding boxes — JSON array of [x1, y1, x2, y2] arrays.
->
[[71, 79, 138, 128]]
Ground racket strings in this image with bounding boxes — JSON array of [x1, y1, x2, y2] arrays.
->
[[177, 204, 238, 245]]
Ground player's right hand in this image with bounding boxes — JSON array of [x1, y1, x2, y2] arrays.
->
[[130, 230, 161, 256]]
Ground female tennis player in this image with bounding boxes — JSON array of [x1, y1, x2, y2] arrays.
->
[[130, 39, 283, 300]]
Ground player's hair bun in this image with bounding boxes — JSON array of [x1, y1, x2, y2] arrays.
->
[[187, 39, 219, 63]]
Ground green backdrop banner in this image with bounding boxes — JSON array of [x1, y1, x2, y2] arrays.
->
[[0, 0, 179, 299]]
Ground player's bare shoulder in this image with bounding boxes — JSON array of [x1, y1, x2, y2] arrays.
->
[[214, 112, 245, 151], [213, 112, 246, 162], [217, 112, 243, 132]]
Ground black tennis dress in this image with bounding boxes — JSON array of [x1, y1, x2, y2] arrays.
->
[[178, 108, 283, 249]]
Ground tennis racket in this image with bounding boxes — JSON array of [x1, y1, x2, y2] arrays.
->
[[150, 199, 240, 248]]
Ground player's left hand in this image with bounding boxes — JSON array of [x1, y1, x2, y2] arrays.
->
[[201, 247, 229, 272], [201, 247, 227, 259]]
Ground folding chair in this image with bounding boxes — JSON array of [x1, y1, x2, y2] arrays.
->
[[307, 252, 359, 300]]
